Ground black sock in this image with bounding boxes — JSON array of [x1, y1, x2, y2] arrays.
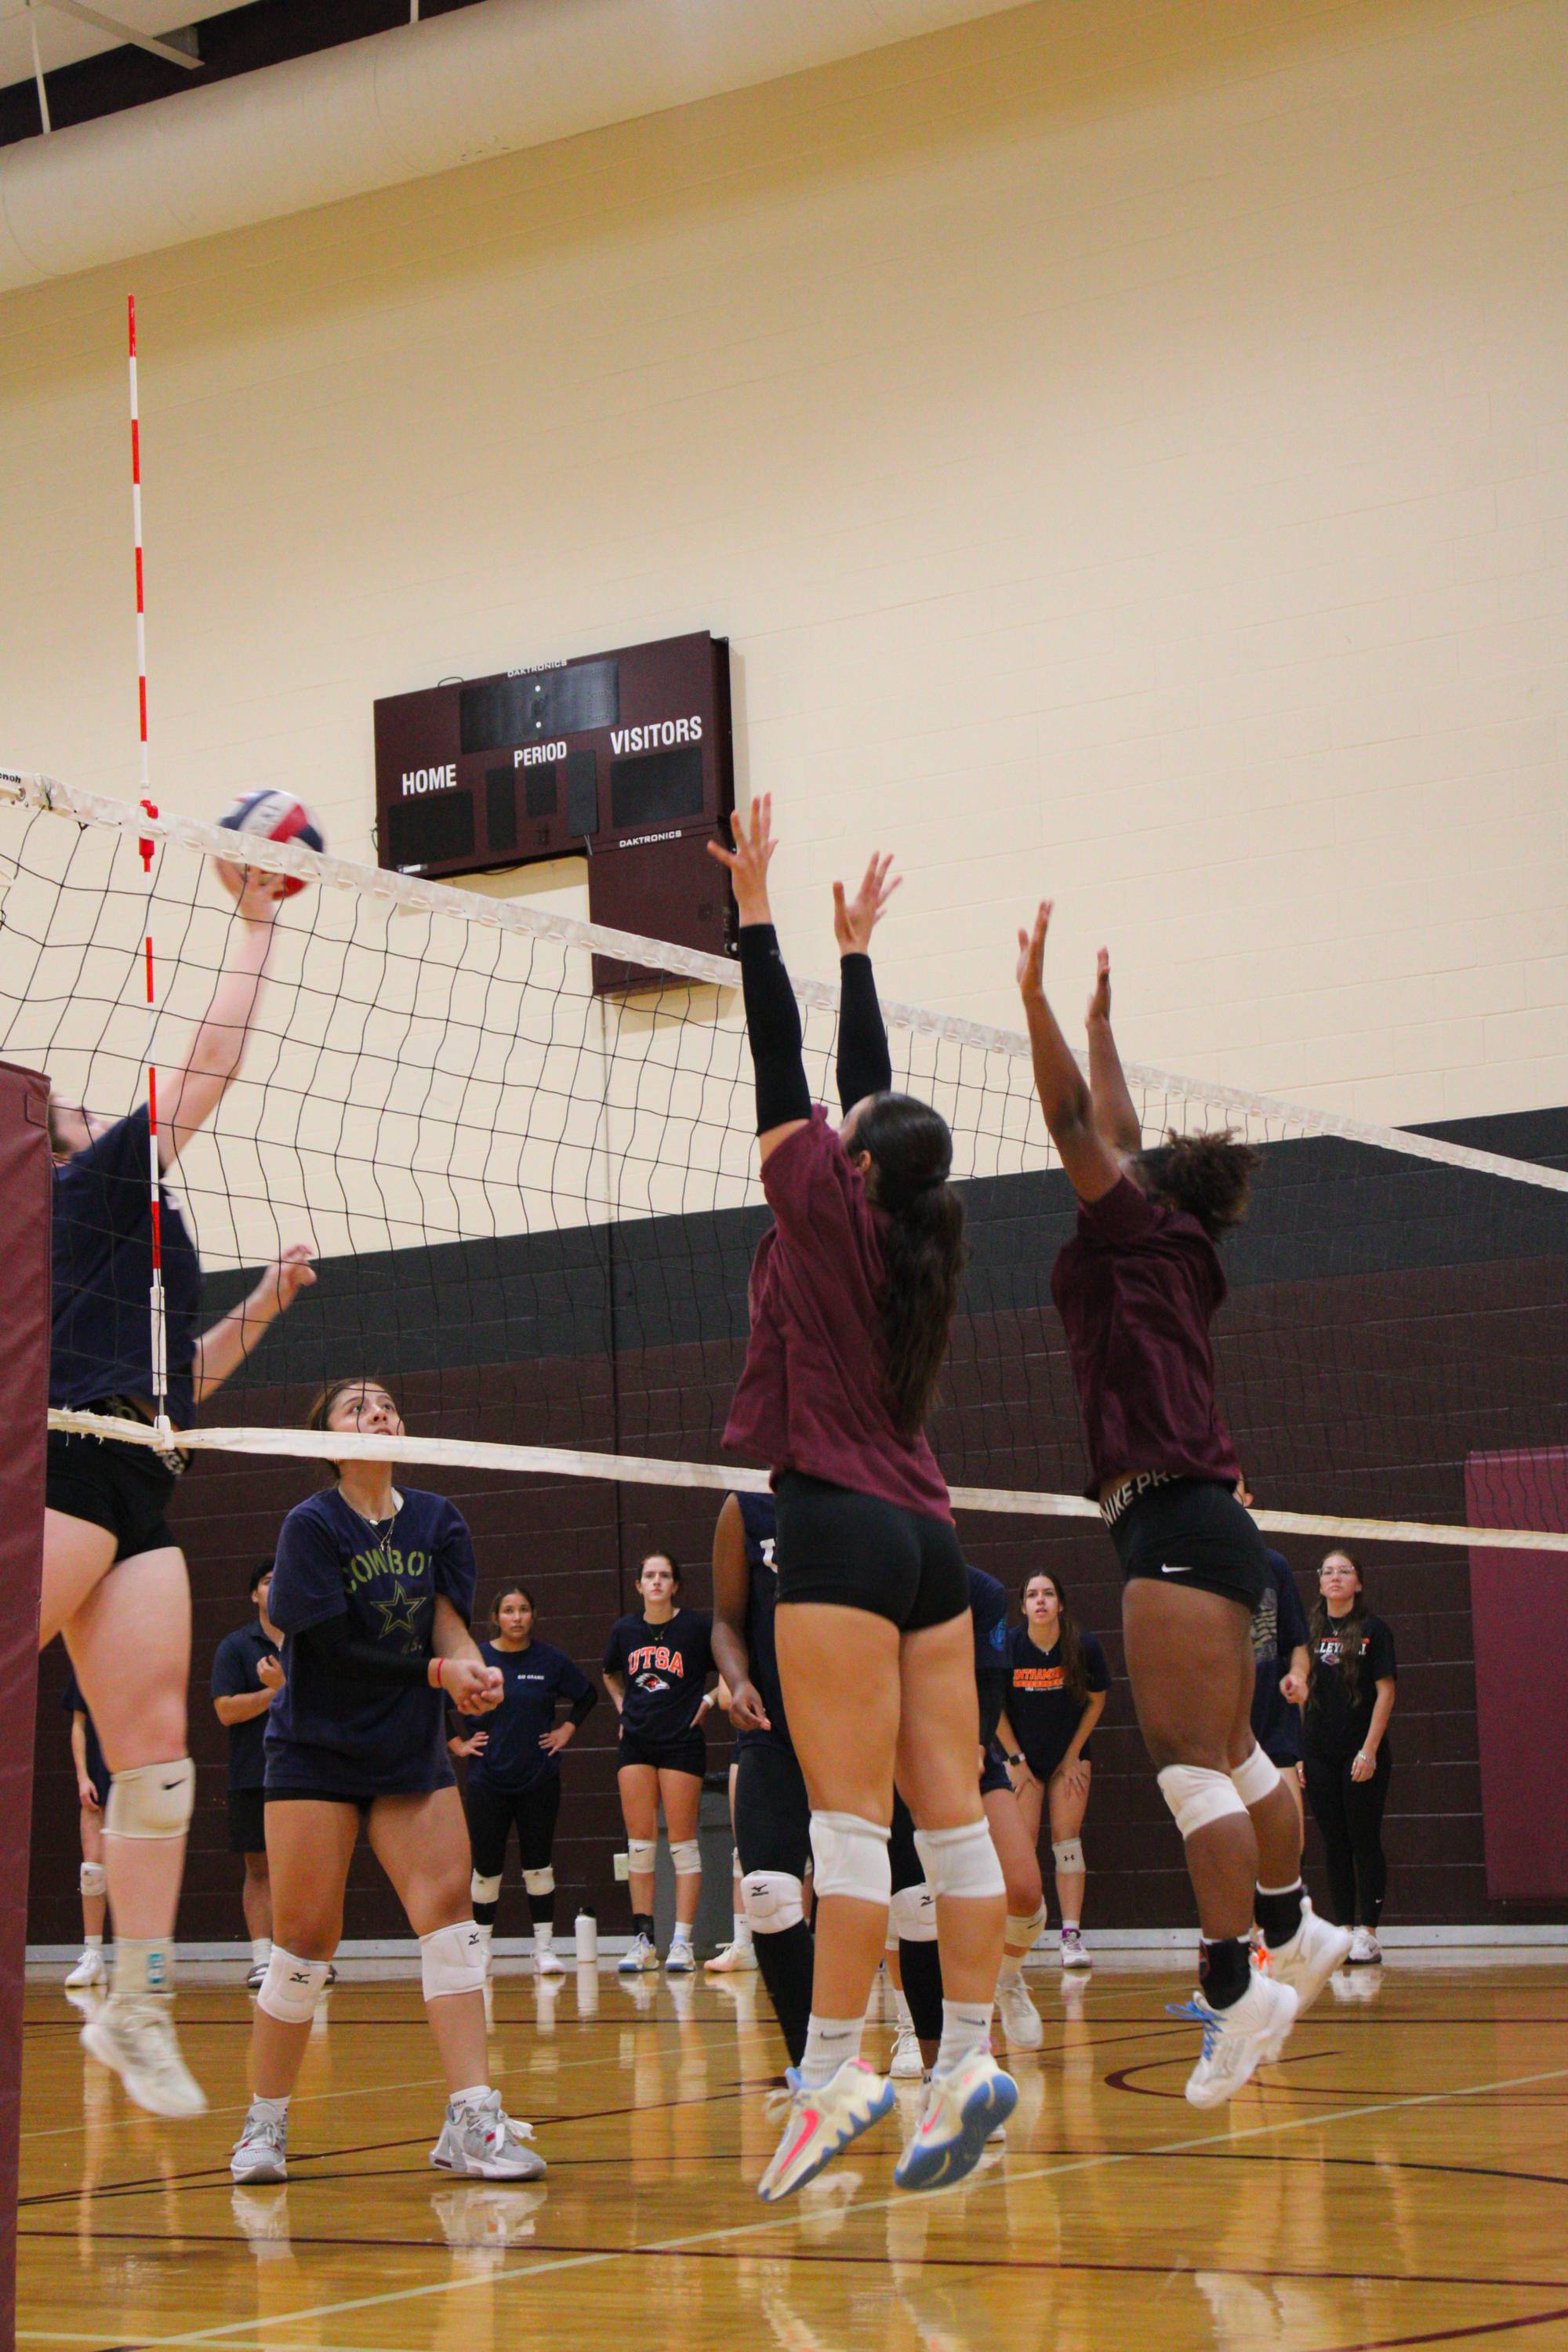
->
[[1199, 1936, 1251, 2009], [898, 1936, 946, 2045], [527, 1894, 556, 1928], [473, 1901, 499, 1928], [752, 1919, 815, 2068], [633, 1912, 655, 1940], [1255, 1880, 1304, 1948]]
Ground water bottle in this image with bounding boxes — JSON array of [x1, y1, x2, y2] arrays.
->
[[575, 1905, 598, 1966]]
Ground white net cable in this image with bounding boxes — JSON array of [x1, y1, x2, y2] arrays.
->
[[6, 768, 1567, 1552]]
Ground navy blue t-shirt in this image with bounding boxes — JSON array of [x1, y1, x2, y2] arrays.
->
[[62, 1671, 108, 1803], [465, 1639, 595, 1792], [967, 1565, 1010, 1748], [735, 1491, 790, 1753], [603, 1607, 713, 1748], [265, 1486, 477, 1797], [212, 1621, 282, 1791], [51, 1106, 201, 1427], [1250, 1548, 1311, 1762], [1003, 1623, 1111, 1778]]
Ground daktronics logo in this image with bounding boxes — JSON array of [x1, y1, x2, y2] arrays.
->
[[611, 716, 703, 754]]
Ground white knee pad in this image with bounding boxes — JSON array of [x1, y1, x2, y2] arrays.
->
[[104, 1757, 195, 1840], [670, 1840, 702, 1878], [1051, 1838, 1085, 1875], [1231, 1744, 1283, 1809], [522, 1867, 555, 1898], [809, 1812, 891, 1905], [420, 1920, 488, 2002], [888, 1882, 938, 1944], [257, 1947, 332, 2026], [79, 1860, 107, 1901], [1157, 1764, 1248, 1840], [1008, 1901, 1047, 1949], [913, 1820, 1005, 1902], [470, 1871, 503, 1907], [626, 1838, 657, 1875], [741, 1869, 804, 1935]]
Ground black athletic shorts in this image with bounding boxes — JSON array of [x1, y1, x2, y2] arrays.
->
[[464, 1775, 562, 1875], [732, 1740, 811, 1880], [978, 1744, 1013, 1798], [264, 1788, 375, 1815], [1108, 1476, 1269, 1612], [617, 1729, 706, 1778], [774, 1470, 968, 1632], [46, 1429, 177, 1563], [227, 1788, 267, 1855]]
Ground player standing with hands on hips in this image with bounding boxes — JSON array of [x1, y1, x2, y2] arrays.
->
[[42, 857, 314, 2116], [1014, 909, 1351, 2103], [713, 798, 1014, 2201]]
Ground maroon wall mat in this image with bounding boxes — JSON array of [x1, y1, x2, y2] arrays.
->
[[1466, 1449, 1568, 1901]]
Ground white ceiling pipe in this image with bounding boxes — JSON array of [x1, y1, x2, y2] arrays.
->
[[0, 0, 1031, 294]]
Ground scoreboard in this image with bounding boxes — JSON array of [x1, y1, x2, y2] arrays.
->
[[373, 631, 736, 990]]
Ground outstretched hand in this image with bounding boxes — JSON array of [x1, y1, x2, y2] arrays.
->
[[1016, 900, 1051, 998], [215, 860, 289, 922], [706, 793, 778, 924], [1087, 946, 1111, 1028], [833, 852, 900, 956], [256, 1244, 317, 1317]]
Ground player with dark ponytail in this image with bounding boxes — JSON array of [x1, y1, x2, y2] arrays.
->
[[1016, 907, 1351, 2106], [713, 800, 1014, 2203]]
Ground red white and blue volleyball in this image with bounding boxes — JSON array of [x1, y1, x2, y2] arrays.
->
[[216, 789, 325, 896]]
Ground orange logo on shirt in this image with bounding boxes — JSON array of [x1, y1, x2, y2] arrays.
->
[[1012, 1665, 1065, 1692]]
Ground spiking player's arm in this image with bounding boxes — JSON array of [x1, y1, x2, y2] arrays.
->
[[1014, 901, 1121, 1204], [707, 793, 811, 1164], [1084, 947, 1142, 1159], [191, 1245, 316, 1403], [161, 865, 284, 1170]]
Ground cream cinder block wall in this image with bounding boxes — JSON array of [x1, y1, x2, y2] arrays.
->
[[2, 0, 1565, 1131]]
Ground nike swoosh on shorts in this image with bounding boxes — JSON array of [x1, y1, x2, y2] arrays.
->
[[1160, 1563, 1192, 1575]]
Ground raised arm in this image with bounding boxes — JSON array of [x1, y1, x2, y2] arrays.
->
[[160, 867, 285, 1170], [833, 853, 898, 1116], [191, 1245, 316, 1403], [707, 795, 810, 1163], [1084, 948, 1142, 1157], [1014, 902, 1121, 1203]]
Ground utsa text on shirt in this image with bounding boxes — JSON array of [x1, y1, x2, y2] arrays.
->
[[627, 1644, 687, 1679]]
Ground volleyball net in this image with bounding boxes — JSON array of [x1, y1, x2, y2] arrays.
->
[[4, 768, 1566, 1553]]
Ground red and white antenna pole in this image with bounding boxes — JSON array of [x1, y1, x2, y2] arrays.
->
[[129, 293, 170, 1438]]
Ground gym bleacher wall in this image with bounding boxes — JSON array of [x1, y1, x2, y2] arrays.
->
[[8, 0, 1567, 1945]]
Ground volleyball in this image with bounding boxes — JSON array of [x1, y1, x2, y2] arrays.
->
[[216, 788, 325, 896]]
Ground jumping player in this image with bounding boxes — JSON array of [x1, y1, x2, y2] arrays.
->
[[449, 1583, 597, 1976], [1015, 917, 1351, 2103], [602, 1553, 716, 1975], [712, 801, 1014, 2200], [42, 860, 314, 2115], [996, 1570, 1109, 1967], [230, 1377, 544, 2186], [62, 1668, 111, 1991]]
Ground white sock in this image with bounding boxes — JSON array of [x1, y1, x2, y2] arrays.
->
[[893, 1988, 915, 2034], [933, 1998, 993, 2081], [251, 1937, 271, 1967], [798, 2013, 864, 2089], [670, 1927, 693, 1949], [534, 1923, 554, 1950], [997, 1955, 1022, 1986], [1061, 1918, 1080, 1935], [82, 1933, 103, 1953], [476, 1922, 494, 1944], [111, 1936, 171, 2002], [731, 1912, 753, 1948], [249, 2093, 289, 2126], [450, 2082, 492, 2111]]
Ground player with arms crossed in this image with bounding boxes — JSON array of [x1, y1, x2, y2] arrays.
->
[[230, 1378, 545, 2185], [42, 858, 314, 2114], [713, 800, 1014, 2200], [1014, 913, 1351, 2103]]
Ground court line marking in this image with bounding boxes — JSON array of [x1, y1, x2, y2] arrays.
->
[[24, 2057, 1567, 2349]]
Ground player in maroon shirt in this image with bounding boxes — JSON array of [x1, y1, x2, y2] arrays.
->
[[712, 797, 1015, 2201], [1016, 904, 1352, 2105]]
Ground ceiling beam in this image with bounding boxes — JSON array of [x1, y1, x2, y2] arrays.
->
[[39, 0, 201, 71]]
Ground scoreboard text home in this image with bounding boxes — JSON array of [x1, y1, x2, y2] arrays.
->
[[373, 631, 736, 991]]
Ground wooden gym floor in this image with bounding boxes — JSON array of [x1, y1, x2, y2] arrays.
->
[[14, 1958, 1568, 2352]]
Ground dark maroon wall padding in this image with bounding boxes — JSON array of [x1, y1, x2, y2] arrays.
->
[[1465, 1450, 1568, 1900], [0, 1061, 52, 2345]]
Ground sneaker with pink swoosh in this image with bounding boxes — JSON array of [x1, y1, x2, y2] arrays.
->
[[757, 2058, 895, 2202]]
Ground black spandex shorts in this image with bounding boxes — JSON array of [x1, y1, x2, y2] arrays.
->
[[617, 1729, 706, 1778], [227, 1788, 267, 1855], [464, 1775, 562, 1875], [774, 1470, 967, 1632], [46, 1429, 176, 1563], [732, 1740, 811, 1880], [1108, 1476, 1269, 1611], [978, 1744, 1013, 1798]]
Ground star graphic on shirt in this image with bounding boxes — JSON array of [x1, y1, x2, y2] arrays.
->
[[371, 1591, 426, 1647]]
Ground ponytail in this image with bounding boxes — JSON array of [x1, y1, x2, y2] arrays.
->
[[855, 1093, 968, 1433]]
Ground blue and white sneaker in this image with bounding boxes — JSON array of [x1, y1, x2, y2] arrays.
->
[[1168, 1973, 1297, 2107], [757, 2058, 895, 2202], [892, 2052, 1018, 2192]]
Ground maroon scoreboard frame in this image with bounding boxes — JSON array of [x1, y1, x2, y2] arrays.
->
[[373, 631, 736, 992]]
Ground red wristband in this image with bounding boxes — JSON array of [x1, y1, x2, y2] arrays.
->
[[427, 1657, 445, 1692]]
